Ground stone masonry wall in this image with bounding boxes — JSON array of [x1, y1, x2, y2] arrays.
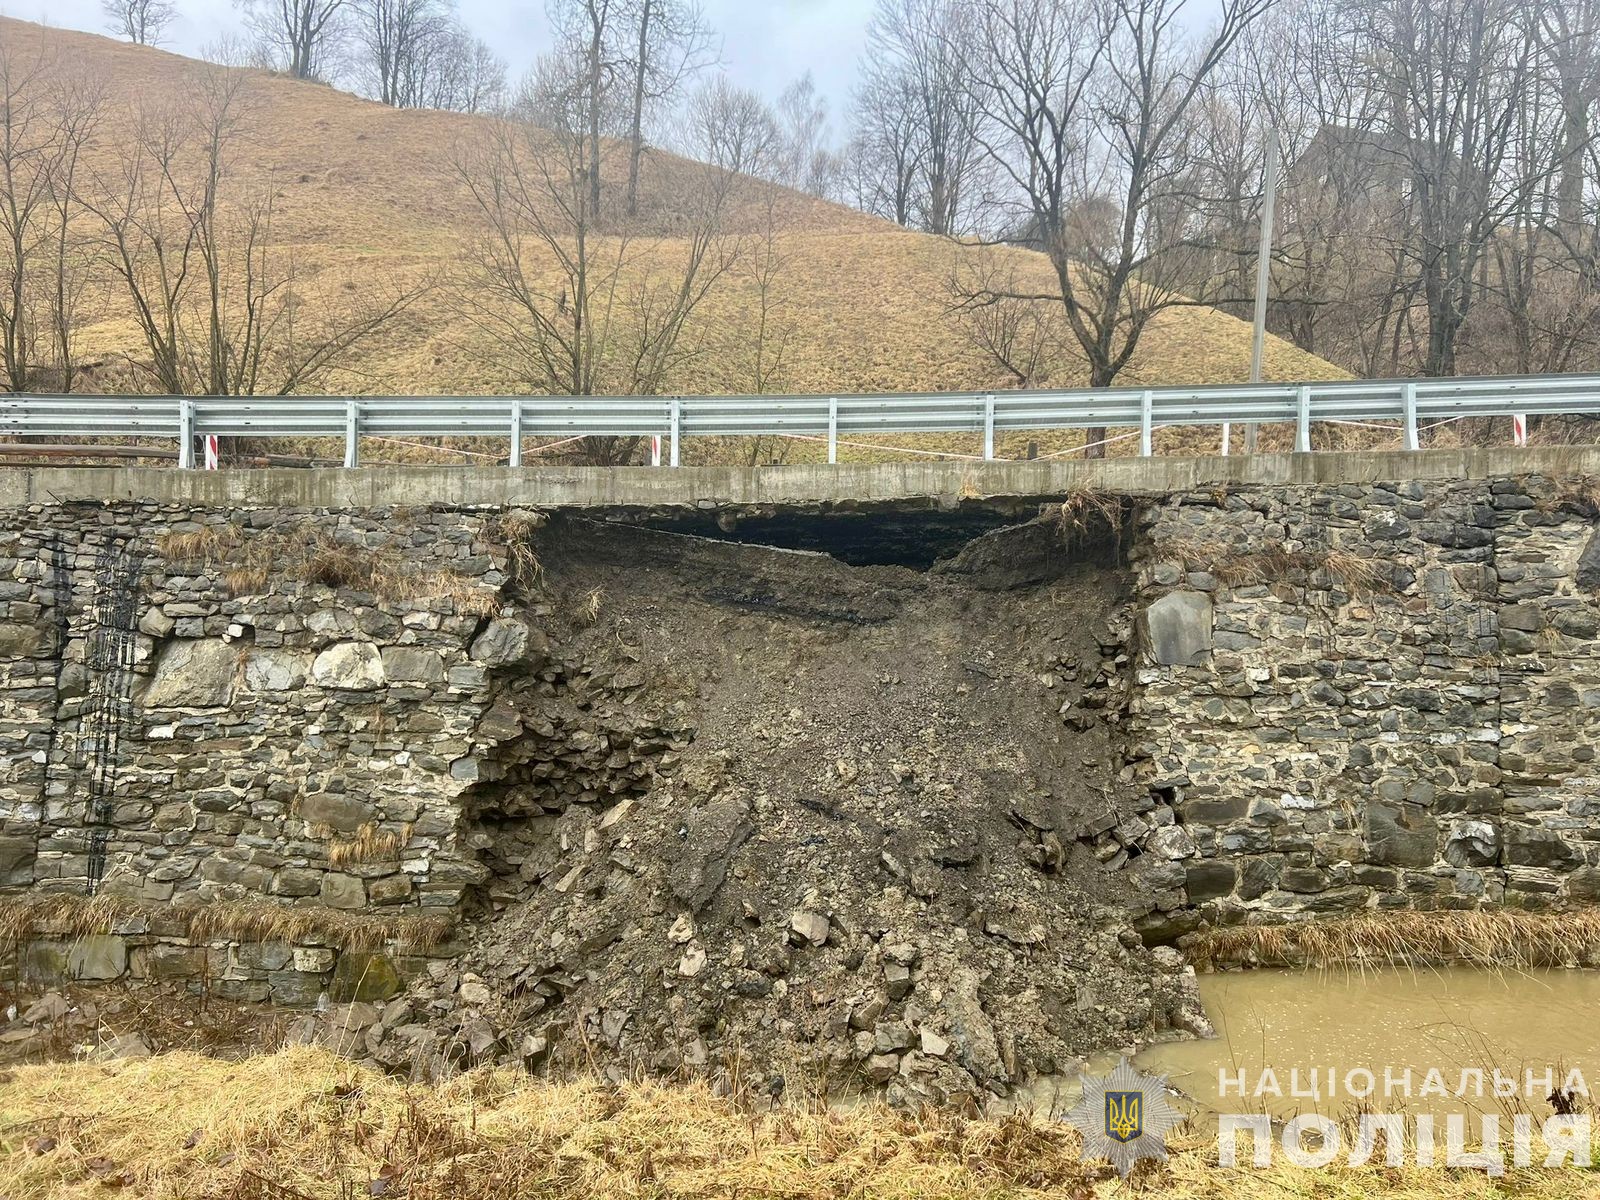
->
[[1118, 473, 1600, 939], [7, 478, 1600, 999], [0, 501, 541, 914]]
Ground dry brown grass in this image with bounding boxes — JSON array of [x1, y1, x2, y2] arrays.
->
[[0, 1047, 1586, 1199], [1054, 487, 1131, 560], [153, 524, 243, 568], [0, 894, 452, 955], [1553, 474, 1600, 516], [483, 510, 546, 592], [327, 823, 412, 866], [154, 520, 501, 615], [1190, 909, 1600, 970], [1159, 536, 1389, 594]]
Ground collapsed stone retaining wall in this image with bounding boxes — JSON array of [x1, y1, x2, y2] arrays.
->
[[5, 473, 1600, 1014]]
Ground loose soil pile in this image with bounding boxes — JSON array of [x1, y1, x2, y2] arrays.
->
[[391, 512, 1203, 1103]]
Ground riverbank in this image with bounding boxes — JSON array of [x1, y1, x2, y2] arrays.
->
[[0, 1047, 1591, 1198]]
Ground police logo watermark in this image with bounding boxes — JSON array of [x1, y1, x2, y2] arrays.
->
[[1067, 1057, 1183, 1177], [1105, 1090, 1142, 1142]]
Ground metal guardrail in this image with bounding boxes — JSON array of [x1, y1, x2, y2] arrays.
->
[[0, 374, 1594, 467]]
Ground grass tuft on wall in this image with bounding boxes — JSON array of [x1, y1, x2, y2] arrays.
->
[[1190, 909, 1600, 970]]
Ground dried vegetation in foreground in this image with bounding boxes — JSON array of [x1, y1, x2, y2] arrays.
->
[[0, 1047, 1589, 1199]]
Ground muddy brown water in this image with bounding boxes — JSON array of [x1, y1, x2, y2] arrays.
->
[[1130, 967, 1600, 1120]]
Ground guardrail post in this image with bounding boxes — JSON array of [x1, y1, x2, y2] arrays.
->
[[509, 400, 523, 467], [983, 393, 995, 461], [1402, 382, 1419, 450], [178, 399, 195, 469], [827, 397, 838, 464], [1139, 390, 1153, 456], [344, 400, 359, 468], [669, 397, 681, 467], [1296, 386, 1312, 452]]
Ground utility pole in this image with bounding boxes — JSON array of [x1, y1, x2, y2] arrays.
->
[[1243, 126, 1280, 454]]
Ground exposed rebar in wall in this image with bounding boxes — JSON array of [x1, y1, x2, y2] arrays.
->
[[76, 535, 145, 893]]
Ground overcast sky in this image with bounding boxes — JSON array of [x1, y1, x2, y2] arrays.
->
[[4, 0, 875, 134]]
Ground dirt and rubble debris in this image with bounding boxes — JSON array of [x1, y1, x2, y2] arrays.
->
[[358, 511, 1196, 1105]]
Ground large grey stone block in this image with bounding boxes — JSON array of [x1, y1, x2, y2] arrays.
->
[[68, 935, 128, 980], [1365, 801, 1438, 868], [145, 638, 237, 708], [312, 642, 385, 690], [1143, 591, 1213, 666]]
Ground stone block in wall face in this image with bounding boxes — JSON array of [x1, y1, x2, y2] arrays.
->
[[0, 621, 54, 657], [329, 951, 401, 1002], [1178, 795, 1249, 825], [67, 935, 127, 980], [300, 793, 376, 834], [469, 616, 547, 669], [320, 872, 366, 909], [134, 943, 205, 981], [1364, 801, 1439, 868], [244, 650, 308, 692], [144, 639, 237, 708], [273, 867, 322, 897], [212, 978, 271, 1002], [1574, 526, 1600, 589], [380, 647, 445, 683], [1141, 591, 1213, 667], [1442, 820, 1498, 867], [0, 834, 35, 886], [1296, 885, 1372, 913], [1184, 860, 1237, 902], [1237, 855, 1283, 900], [269, 969, 328, 1006], [20, 941, 67, 985], [1503, 824, 1582, 870], [138, 608, 175, 638], [367, 873, 413, 905], [294, 947, 337, 973], [311, 642, 386, 690], [1564, 866, 1600, 902]]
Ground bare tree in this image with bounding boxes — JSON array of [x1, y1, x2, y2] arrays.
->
[[1380, 0, 1546, 376], [620, 0, 715, 214], [430, 28, 508, 113], [547, 0, 625, 221], [856, 0, 982, 234], [236, 0, 350, 80], [452, 58, 739, 464], [350, 0, 447, 106], [954, 251, 1072, 387], [957, 0, 1271, 455], [849, 64, 922, 225], [1537, 0, 1600, 232], [84, 67, 420, 402], [0, 47, 103, 394], [43, 70, 104, 395], [776, 74, 840, 198], [346, 0, 504, 111], [103, 0, 177, 45], [685, 77, 781, 176]]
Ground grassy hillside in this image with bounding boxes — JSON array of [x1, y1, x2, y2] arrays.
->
[[0, 17, 1345, 415]]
